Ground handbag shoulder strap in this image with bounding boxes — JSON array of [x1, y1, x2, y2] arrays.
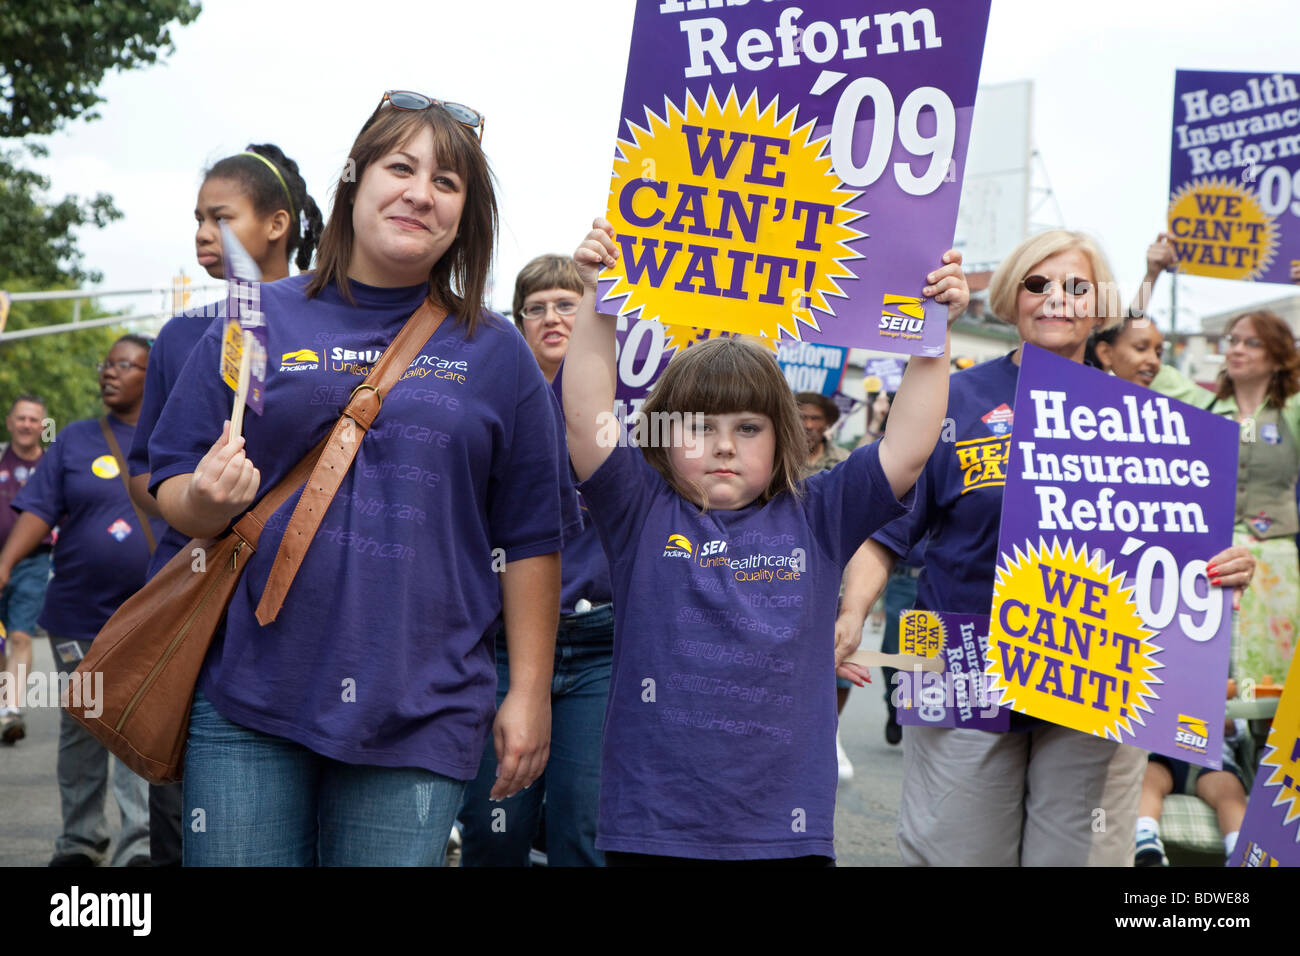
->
[[99, 416, 157, 555], [251, 299, 447, 625]]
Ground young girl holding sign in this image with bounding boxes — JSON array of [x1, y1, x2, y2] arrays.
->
[[564, 218, 968, 863]]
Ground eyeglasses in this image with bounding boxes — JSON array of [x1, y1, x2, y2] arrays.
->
[[520, 300, 578, 320], [98, 360, 146, 374], [377, 90, 485, 140], [1225, 334, 1265, 349], [1021, 274, 1093, 298]]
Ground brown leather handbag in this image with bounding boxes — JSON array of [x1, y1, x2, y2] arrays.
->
[[64, 301, 445, 784]]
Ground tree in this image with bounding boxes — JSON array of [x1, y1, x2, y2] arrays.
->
[[0, 0, 202, 431], [0, 1, 202, 137], [0, 282, 124, 432], [0, 145, 121, 286]]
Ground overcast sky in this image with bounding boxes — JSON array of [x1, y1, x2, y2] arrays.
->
[[25, 0, 1300, 332]]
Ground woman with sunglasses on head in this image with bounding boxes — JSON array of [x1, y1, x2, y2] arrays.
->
[[834, 231, 1252, 866], [125, 143, 323, 866], [147, 93, 576, 866], [0, 335, 167, 866]]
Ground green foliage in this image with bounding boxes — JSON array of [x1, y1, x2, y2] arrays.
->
[[0, 281, 124, 432], [0, 0, 201, 431], [0, 145, 121, 286], [0, 0, 203, 137]]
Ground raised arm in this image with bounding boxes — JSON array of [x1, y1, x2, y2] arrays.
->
[[1127, 232, 1177, 319], [564, 218, 621, 481], [876, 251, 969, 499]]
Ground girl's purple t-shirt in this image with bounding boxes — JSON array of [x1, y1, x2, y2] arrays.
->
[[148, 275, 578, 780], [14, 415, 166, 640], [580, 442, 912, 859]]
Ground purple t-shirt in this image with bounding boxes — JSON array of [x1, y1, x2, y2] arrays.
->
[[0, 445, 53, 546], [580, 442, 912, 859], [13, 415, 166, 640], [148, 275, 579, 779], [559, 500, 613, 615], [873, 353, 1018, 617], [547, 369, 612, 615], [128, 300, 224, 578]]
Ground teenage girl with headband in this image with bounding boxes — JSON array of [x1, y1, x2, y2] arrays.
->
[[126, 144, 321, 865]]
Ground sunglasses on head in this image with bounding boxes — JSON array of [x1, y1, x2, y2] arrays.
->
[[376, 90, 485, 140], [1020, 274, 1093, 297]]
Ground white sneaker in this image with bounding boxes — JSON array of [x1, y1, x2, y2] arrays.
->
[[836, 730, 854, 782]]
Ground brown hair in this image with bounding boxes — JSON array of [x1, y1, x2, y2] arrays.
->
[[1217, 310, 1300, 408], [306, 104, 498, 335], [640, 337, 805, 509], [512, 254, 583, 329]]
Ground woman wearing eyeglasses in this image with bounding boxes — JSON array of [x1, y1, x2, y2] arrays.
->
[[834, 231, 1252, 866], [457, 254, 613, 867], [0, 335, 166, 866], [148, 93, 576, 866], [1142, 312, 1300, 691]]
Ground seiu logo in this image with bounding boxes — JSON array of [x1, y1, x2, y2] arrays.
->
[[698, 540, 727, 557], [331, 346, 383, 363], [879, 294, 926, 334], [1174, 714, 1209, 752]]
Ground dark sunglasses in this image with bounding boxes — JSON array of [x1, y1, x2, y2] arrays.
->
[[1020, 274, 1093, 298], [377, 90, 485, 140]]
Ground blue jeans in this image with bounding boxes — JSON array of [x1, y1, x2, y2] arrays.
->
[[48, 635, 150, 865], [458, 604, 613, 867], [182, 692, 466, 866]]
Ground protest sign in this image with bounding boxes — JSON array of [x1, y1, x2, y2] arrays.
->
[[1231, 650, 1300, 866], [777, 341, 847, 395], [895, 611, 1009, 731], [218, 222, 266, 417], [862, 355, 906, 394], [599, 0, 991, 356], [1167, 68, 1300, 283], [985, 346, 1237, 766]]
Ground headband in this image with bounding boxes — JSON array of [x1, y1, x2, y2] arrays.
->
[[242, 150, 295, 226]]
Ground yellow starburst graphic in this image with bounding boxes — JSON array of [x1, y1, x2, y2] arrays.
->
[[1166, 176, 1279, 281], [986, 538, 1162, 742], [1253, 656, 1300, 829], [602, 87, 865, 342]]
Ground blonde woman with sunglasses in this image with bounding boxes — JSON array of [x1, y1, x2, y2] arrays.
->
[[148, 93, 575, 866], [835, 230, 1251, 866]]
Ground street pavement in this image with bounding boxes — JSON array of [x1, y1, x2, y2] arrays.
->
[[0, 619, 903, 867]]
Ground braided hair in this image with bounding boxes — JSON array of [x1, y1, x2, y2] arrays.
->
[[204, 144, 324, 271]]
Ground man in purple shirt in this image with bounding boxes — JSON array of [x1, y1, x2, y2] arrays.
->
[[0, 395, 53, 744]]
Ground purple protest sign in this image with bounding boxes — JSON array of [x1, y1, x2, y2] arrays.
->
[[777, 341, 847, 395], [895, 611, 1010, 731], [985, 346, 1237, 767], [1230, 650, 1300, 866], [218, 222, 266, 416], [863, 355, 906, 393], [598, 1, 991, 356], [553, 314, 683, 438], [1167, 68, 1300, 284]]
